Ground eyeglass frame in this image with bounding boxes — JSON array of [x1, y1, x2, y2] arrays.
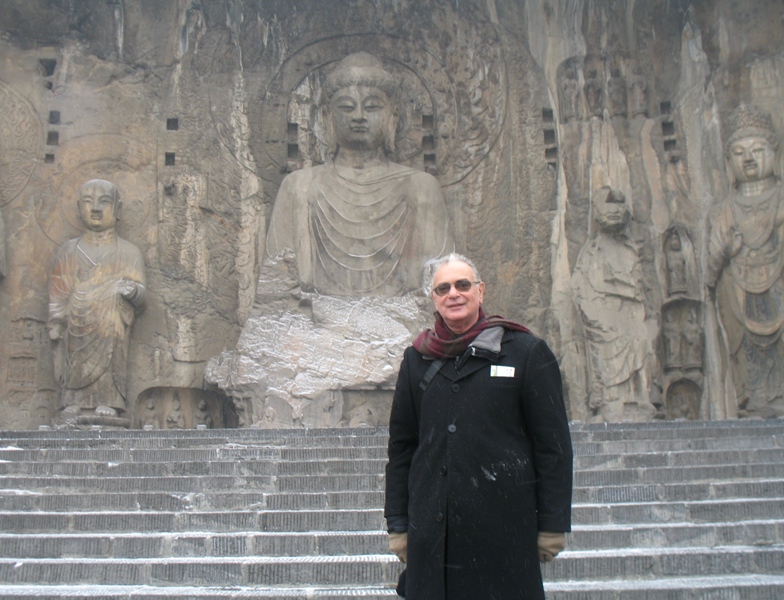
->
[[432, 279, 483, 297]]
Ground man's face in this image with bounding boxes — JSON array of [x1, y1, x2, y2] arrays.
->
[[78, 182, 118, 232], [431, 260, 485, 334], [592, 188, 631, 233], [729, 136, 775, 183], [329, 85, 394, 151]]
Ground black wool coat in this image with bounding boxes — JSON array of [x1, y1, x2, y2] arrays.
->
[[385, 329, 573, 600]]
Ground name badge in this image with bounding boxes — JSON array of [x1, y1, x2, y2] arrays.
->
[[490, 365, 515, 378]]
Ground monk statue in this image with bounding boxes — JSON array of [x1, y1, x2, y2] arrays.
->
[[572, 187, 657, 422], [707, 104, 784, 418], [48, 179, 146, 427], [264, 51, 453, 296], [0, 207, 6, 278]]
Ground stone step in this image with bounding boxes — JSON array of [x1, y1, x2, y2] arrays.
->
[[0, 584, 399, 599], [0, 545, 781, 586], [2, 576, 784, 600], [0, 509, 386, 533], [0, 531, 389, 558], [545, 574, 784, 600], [0, 519, 781, 559], [0, 555, 401, 587], [541, 545, 784, 581], [1, 476, 782, 513]]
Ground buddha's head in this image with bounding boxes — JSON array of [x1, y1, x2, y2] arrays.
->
[[323, 52, 399, 156], [78, 179, 121, 232], [724, 104, 780, 185], [591, 186, 631, 234]]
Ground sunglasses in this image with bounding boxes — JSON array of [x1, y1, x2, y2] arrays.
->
[[432, 279, 481, 296]]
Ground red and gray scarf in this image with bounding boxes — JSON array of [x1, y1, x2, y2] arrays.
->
[[413, 308, 532, 359]]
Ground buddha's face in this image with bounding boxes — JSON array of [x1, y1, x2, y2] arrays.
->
[[329, 85, 394, 151], [729, 135, 776, 183], [592, 188, 631, 232], [78, 181, 119, 232]]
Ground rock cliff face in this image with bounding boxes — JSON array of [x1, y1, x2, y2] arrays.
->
[[1, 0, 783, 428]]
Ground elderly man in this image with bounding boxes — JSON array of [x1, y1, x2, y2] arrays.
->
[[385, 253, 573, 599], [48, 179, 146, 424]]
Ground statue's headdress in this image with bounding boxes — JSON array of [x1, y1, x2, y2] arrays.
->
[[724, 103, 779, 155]]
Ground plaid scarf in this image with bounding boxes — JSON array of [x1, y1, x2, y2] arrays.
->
[[413, 308, 532, 359]]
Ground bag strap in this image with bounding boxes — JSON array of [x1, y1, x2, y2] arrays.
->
[[419, 358, 446, 392]]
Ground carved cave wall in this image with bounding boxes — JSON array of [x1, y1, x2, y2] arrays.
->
[[0, 0, 782, 428]]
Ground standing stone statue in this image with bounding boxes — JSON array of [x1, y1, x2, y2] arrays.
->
[[48, 179, 146, 427], [265, 51, 453, 296], [0, 207, 6, 278], [572, 187, 657, 422], [707, 104, 784, 418]]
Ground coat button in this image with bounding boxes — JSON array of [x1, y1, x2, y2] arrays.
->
[[440, 465, 447, 475], [451, 383, 460, 392], [447, 424, 457, 433], [436, 513, 444, 522]]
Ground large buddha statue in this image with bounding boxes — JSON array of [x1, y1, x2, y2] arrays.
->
[[707, 104, 784, 418], [572, 187, 657, 422], [207, 53, 454, 428], [48, 179, 146, 427], [264, 51, 453, 296]]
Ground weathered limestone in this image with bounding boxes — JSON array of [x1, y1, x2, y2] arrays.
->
[[47, 180, 146, 428], [1, 1, 784, 427]]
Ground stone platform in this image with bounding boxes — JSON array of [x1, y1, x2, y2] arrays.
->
[[0, 420, 781, 598]]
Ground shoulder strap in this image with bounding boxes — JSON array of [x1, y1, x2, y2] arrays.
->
[[419, 358, 446, 392]]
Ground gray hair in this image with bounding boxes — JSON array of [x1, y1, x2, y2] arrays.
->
[[422, 253, 482, 295]]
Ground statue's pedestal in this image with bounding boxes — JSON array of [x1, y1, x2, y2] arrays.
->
[[206, 294, 431, 428]]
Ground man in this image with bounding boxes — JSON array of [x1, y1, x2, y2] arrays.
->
[[385, 253, 573, 599], [48, 179, 146, 423]]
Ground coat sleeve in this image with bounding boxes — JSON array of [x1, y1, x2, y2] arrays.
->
[[520, 337, 573, 533], [384, 347, 420, 527]]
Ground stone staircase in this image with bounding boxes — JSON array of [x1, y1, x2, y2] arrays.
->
[[0, 420, 781, 599]]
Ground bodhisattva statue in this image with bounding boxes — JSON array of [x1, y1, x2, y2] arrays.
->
[[264, 51, 453, 296], [572, 187, 657, 422], [0, 207, 6, 278], [707, 104, 784, 417], [48, 179, 146, 426]]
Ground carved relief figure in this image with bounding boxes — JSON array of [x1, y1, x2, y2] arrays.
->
[[0, 208, 6, 278], [707, 104, 784, 417], [48, 180, 146, 425], [264, 52, 453, 296], [583, 70, 604, 118], [572, 187, 657, 422], [558, 61, 581, 124], [630, 66, 649, 118], [607, 69, 627, 118], [665, 229, 688, 296]]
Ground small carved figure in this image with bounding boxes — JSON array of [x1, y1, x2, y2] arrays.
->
[[630, 67, 649, 118], [264, 52, 453, 296], [607, 70, 627, 118], [583, 70, 604, 118], [166, 391, 185, 429], [682, 307, 703, 368], [0, 208, 6, 278], [195, 399, 212, 429], [141, 397, 158, 430], [707, 104, 784, 417], [48, 180, 146, 424], [572, 187, 657, 422], [665, 229, 688, 296], [558, 62, 581, 123]]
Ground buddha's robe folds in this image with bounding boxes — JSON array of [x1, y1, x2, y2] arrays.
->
[[48, 236, 146, 411], [266, 162, 453, 296]]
